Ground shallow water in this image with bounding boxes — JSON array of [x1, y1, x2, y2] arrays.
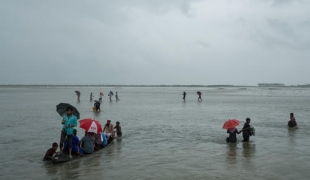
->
[[0, 86, 309, 180]]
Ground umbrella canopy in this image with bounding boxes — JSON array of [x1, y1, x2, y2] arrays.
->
[[79, 118, 103, 134], [75, 91, 80, 96], [222, 119, 240, 129], [56, 103, 80, 119]]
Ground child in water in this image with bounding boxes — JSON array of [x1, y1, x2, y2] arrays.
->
[[288, 113, 298, 128], [114, 121, 122, 137], [43, 142, 58, 161]]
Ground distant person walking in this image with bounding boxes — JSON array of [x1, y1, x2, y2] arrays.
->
[[115, 92, 119, 101], [197, 91, 202, 101], [108, 91, 113, 102], [75, 91, 81, 102], [182, 91, 186, 101], [99, 92, 103, 101], [90, 93, 93, 101]]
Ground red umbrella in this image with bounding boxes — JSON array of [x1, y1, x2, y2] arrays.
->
[[222, 119, 240, 129], [79, 118, 103, 134]]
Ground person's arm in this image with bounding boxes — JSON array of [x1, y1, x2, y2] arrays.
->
[[72, 117, 77, 127], [111, 125, 115, 137]]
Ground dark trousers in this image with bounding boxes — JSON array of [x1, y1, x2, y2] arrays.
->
[[242, 131, 250, 142], [60, 130, 73, 149]]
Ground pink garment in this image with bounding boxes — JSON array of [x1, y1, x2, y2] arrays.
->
[[228, 128, 236, 133]]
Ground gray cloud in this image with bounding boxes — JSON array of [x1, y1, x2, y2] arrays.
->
[[0, 0, 309, 85]]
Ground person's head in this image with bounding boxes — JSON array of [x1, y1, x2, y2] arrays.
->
[[52, 142, 58, 150], [73, 129, 77, 135], [106, 119, 111, 125], [290, 113, 294, 117], [66, 106, 72, 115], [246, 118, 251, 123], [116, 121, 120, 125]]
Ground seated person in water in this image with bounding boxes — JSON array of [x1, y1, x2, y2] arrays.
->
[[226, 127, 241, 143], [288, 113, 298, 128], [101, 132, 108, 146], [80, 132, 95, 154], [94, 132, 104, 150], [43, 142, 58, 161], [114, 121, 122, 137], [63, 129, 80, 155]]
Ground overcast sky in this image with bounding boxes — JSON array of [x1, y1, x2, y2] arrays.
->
[[0, 0, 309, 85]]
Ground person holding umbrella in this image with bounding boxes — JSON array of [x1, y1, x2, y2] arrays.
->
[[223, 119, 241, 143], [60, 106, 78, 158]]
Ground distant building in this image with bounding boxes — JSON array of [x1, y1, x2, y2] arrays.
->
[[258, 83, 285, 87]]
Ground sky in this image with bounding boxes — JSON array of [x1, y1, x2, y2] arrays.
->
[[0, 0, 310, 86]]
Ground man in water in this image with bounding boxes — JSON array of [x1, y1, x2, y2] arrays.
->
[[77, 94, 80, 102], [60, 106, 77, 158], [90, 93, 93, 101], [94, 101, 101, 112], [108, 91, 113, 101], [241, 118, 251, 142], [99, 92, 103, 101], [288, 113, 298, 128], [182, 91, 186, 101], [197, 91, 202, 101], [115, 92, 119, 101], [103, 119, 114, 142]]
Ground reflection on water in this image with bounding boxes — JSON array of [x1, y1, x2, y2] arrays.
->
[[226, 143, 237, 170], [44, 159, 81, 180], [242, 142, 256, 158]]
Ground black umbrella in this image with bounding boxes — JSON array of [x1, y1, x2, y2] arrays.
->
[[75, 91, 80, 96], [56, 103, 80, 119]]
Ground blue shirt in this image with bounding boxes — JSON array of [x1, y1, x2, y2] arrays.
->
[[62, 114, 77, 135]]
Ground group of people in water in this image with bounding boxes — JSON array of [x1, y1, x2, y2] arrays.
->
[[225, 113, 298, 143], [89, 91, 120, 102], [43, 106, 122, 161], [182, 91, 202, 102]]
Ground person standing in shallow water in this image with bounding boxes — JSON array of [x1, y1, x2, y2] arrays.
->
[[288, 113, 298, 128], [241, 118, 251, 142], [226, 127, 241, 143], [90, 93, 93, 101], [182, 91, 186, 101], [197, 91, 202, 101], [115, 92, 119, 101]]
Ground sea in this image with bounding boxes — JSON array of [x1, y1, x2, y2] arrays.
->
[[0, 86, 309, 180]]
